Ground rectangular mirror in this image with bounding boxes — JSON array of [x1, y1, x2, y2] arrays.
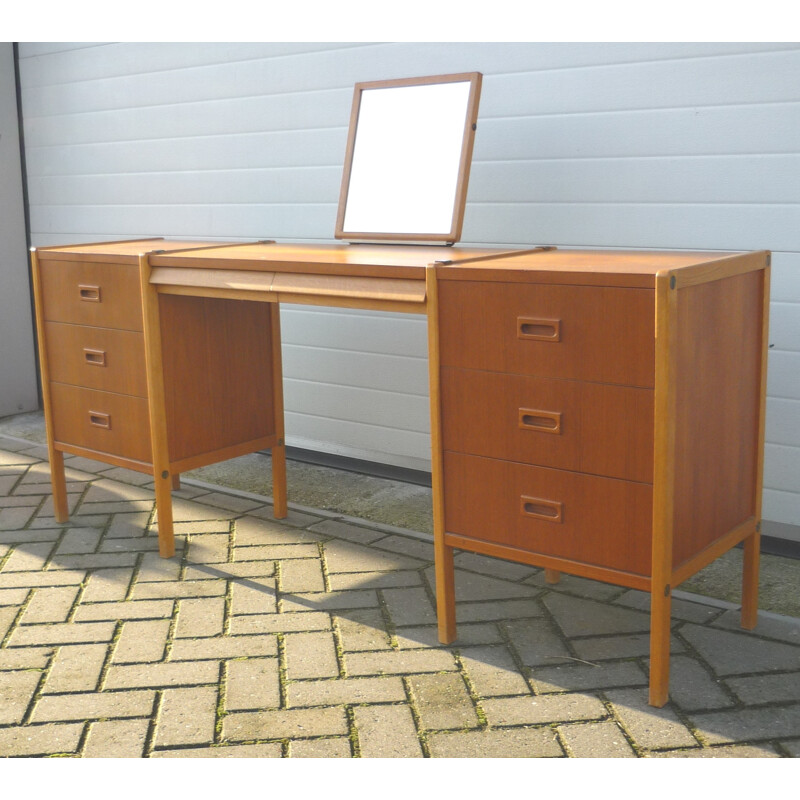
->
[[335, 72, 482, 244]]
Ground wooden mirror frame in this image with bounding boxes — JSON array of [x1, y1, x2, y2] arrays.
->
[[335, 72, 482, 245]]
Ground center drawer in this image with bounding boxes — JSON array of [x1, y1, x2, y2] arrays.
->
[[438, 280, 655, 387], [44, 322, 147, 397], [441, 367, 653, 483], [443, 452, 653, 576]]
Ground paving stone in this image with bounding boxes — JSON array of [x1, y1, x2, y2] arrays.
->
[[543, 593, 651, 638], [130, 579, 226, 600], [100, 537, 163, 553], [0, 646, 52, 670], [427, 727, 563, 758], [503, 617, 573, 667], [607, 688, 698, 750], [50, 553, 139, 570], [152, 743, 283, 757], [183, 561, 275, 582], [650, 744, 780, 757], [354, 703, 422, 757], [83, 718, 149, 757], [286, 676, 406, 708], [654, 654, 734, 710], [280, 590, 379, 613], [532, 661, 649, 693], [455, 598, 546, 623], [246, 507, 324, 529], [482, 693, 607, 727], [32, 690, 156, 722], [458, 645, 530, 697], [20, 585, 80, 624], [2, 541, 55, 572], [113, 619, 171, 663], [371, 535, 434, 561], [80, 568, 135, 602], [383, 586, 437, 627], [74, 599, 174, 622], [454, 551, 540, 582], [334, 608, 391, 652], [407, 673, 479, 730], [83, 479, 155, 503], [288, 738, 352, 758], [0, 506, 38, 531], [725, 671, 800, 704], [395, 622, 502, 649], [0, 605, 19, 640], [223, 707, 349, 741], [192, 491, 262, 513], [427, 566, 539, 602], [136, 552, 183, 582], [615, 589, 722, 624], [680, 623, 800, 676], [169, 635, 277, 661], [0, 568, 86, 589], [55, 527, 103, 555], [307, 518, 386, 544], [328, 570, 422, 591], [161, 498, 237, 523], [559, 720, 636, 757], [691, 702, 800, 745], [185, 534, 230, 564], [571, 633, 685, 662], [173, 519, 233, 536], [225, 658, 281, 710], [345, 648, 458, 676], [230, 577, 277, 615], [175, 596, 226, 638], [322, 539, 425, 573], [713, 608, 800, 645], [42, 643, 108, 694], [155, 686, 218, 748], [0, 528, 62, 545], [0, 670, 41, 724], [235, 515, 324, 546], [527, 574, 627, 602], [80, 501, 154, 516], [105, 661, 220, 689], [0, 450, 37, 466], [230, 611, 331, 636], [285, 631, 339, 679], [8, 620, 115, 646], [0, 722, 84, 757], [279, 557, 325, 592]]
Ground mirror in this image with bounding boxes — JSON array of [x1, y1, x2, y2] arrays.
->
[[335, 72, 482, 244]]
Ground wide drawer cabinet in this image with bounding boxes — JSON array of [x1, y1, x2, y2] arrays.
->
[[430, 249, 770, 706]]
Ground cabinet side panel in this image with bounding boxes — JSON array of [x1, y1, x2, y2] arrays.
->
[[672, 269, 763, 566], [160, 295, 276, 462]]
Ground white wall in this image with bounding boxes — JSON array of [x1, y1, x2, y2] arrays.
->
[[0, 43, 38, 418], [16, 42, 800, 531]]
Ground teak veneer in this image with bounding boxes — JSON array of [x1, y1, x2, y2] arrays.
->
[[31, 239, 769, 707]]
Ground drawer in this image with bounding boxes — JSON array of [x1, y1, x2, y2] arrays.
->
[[443, 452, 652, 576], [441, 368, 653, 483], [49, 384, 152, 464], [438, 280, 655, 387], [39, 259, 143, 331], [44, 322, 147, 398]]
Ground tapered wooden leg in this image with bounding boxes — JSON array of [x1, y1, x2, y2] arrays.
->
[[741, 527, 761, 630], [171, 473, 181, 491], [649, 585, 672, 707], [269, 303, 287, 520], [544, 568, 561, 584], [154, 471, 175, 558], [49, 449, 69, 522], [436, 540, 457, 643], [271, 442, 287, 519]]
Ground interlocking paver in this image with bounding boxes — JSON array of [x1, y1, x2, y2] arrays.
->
[[0, 670, 41, 723], [32, 690, 156, 722], [225, 658, 281, 710], [175, 596, 226, 638], [607, 688, 698, 750], [8, 620, 115, 646], [406, 673, 479, 730], [284, 631, 339, 679], [427, 727, 563, 758], [80, 568, 134, 602], [83, 718, 150, 757], [104, 661, 220, 689], [42, 643, 108, 693], [222, 707, 348, 741], [286, 676, 406, 708], [334, 609, 392, 652], [169, 634, 277, 661], [354, 704, 423, 757], [0, 722, 84, 757], [130, 580, 226, 600], [691, 702, 800, 744], [74, 599, 174, 622], [482, 693, 607, 727], [230, 611, 331, 636], [113, 619, 171, 663], [151, 743, 283, 757], [559, 719, 637, 757], [154, 686, 218, 748], [345, 648, 458, 676], [458, 645, 530, 697], [288, 738, 352, 758], [279, 557, 325, 592]]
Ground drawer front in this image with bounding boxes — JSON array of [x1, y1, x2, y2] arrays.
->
[[39, 259, 143, 331], [49, 384, 152, 464], [45, 322, 147, 398], [443, 452, 652, 576], [438, 280, 655, 387], [441, 367, 653, 483]]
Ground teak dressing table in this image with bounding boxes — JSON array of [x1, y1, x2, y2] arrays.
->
[[30, 239, 769, 707], [27, 71, 770, 707]]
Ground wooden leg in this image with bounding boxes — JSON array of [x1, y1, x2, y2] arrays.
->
[[435, 540, 457, 644], [741, 527, 761, 630], [544, 568, 561, 584], [271, 442, 288, 519], [153, 470, 175, 558], [171, 473, 181, 491], [49, 449, 69, 522], [649, 585, 672, 707]]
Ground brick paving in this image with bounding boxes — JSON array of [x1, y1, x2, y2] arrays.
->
[[1, 433, 799, 758]]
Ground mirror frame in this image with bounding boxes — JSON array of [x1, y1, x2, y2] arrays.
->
[[335, 72, 482, 244]]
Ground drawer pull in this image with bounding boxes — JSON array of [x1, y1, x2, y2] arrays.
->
[[88, 411, 111, 430], [519, 408, 562, 435], [83, 348, 107, 367], [521, 495, 563, 523], [518, 317, 560, 342], [79, 284, 101, 302]]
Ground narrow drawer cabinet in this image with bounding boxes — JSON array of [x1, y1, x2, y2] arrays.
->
[[429, 249, 770, 706], [30, 238, 289, 556]]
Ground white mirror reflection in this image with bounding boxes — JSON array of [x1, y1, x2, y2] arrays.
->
[[338, 75, 480, 242]]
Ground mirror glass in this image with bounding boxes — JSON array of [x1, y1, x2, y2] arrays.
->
[[336, 73, 481, 243]]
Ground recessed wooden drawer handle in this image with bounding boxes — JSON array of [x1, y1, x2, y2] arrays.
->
[[519, 408, 562, 435], [521, 495, 563, 523], [518, 317, 560, 342], [78, 284, 101, 302], [88, 411, 111, 429], [83, 348, 107, 367]]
